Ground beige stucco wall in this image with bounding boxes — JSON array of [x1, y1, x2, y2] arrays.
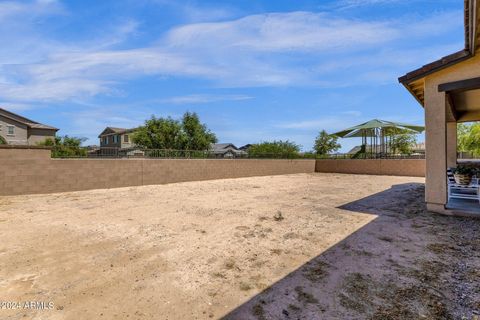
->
[[315, 159, 425, 177], [27, 128, 56, 145], [0, 116, 55, 146], [0, 148, 316, 196], [0, 147, 51, 160], [100, 134, 121, 148], [120, 133, 134, 148], [99, 133, 135, 149], [0, 115, 28, 145], [423, 54, 480, 211]]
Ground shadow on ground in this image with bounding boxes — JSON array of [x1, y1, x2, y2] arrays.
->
[[221, 183, 480, 320]]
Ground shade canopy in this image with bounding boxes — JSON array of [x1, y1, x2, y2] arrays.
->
[[332, 119, 424, 138]]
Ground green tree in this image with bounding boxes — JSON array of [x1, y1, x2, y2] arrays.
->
[[0, 135, 6, 145], [384, 128, 417, 155], [457, 122, 480, 156], [37, 135, 87, 157], [457, 123, 471, 153], [248, 140, 301, 158], [181, 112, 217, 150], [391, 133, 417, 154], [133, 112, 217, 150], [314, 130, 341, 155], [132, 116, 184, 149]]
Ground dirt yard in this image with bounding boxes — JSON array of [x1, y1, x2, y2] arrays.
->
[[0, 173, 479, 320]]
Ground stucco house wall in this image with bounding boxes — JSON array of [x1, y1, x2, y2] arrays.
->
[[27, 128, 57, 145], [0, 115, 29, 145], [0, 109, 57, 146], [422, 54, 480, 212], [100, 135, 122, 148], [99, 127, 136, 149], [120, 133, 134, 149], [99, 133, 134, 149]]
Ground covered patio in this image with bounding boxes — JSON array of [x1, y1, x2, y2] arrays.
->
[[399, 0, 480, 216]]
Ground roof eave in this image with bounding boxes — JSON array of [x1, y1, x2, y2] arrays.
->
[[468, 0, 478, 53], [398, 50, 472, 85], [402, 82, 425, 107], [27, 124, 59, 131], [398, 0, 478, 103]]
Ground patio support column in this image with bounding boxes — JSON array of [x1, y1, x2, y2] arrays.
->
[[446, 122, 457, 168], [424, 86, 448, 213]]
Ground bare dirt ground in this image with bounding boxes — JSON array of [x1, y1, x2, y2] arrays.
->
[[0, 173, 478, 320]]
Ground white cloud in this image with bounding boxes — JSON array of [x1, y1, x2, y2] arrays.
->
[[329, 0, 433, 10], [0, 7, 464, 103], [275, 116, 366, 131], [164, 11, 398, 52], [0, 102, 33, 112], [0, 0, 63, 21], [59, 106, 150, 142], [335, 0, 402, 8], [147, 0, 237, 22], [157, 94, 253, 105]]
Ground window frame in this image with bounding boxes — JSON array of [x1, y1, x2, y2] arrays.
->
[[6, 125, 15, 136]]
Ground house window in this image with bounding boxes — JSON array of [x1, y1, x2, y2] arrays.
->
[[124, 134, 129, 143], [7, 126, 14, 135], [103, 137, 107, 145]]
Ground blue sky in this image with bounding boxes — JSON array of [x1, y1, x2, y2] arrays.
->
[[0, 0, 464, 151]]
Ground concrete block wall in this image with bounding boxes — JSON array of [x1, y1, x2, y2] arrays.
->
[[0, 148, 316, 195], [0, 148, 426, 196], [315, 159, 425, 177]]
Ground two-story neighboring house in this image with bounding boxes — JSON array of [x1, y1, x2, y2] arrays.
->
[[0, 108, 58, 145], [211, 143, 247, 158], [98, 127, 136, 149]]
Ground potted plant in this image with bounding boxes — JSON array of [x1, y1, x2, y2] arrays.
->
[[453, 165, 476, 185]]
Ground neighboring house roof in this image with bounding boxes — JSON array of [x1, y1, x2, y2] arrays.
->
[[239, 144, 252, 150], [212, 143, 237, 150], [98, 127, 137, 138], [412, 142, 425, 151], [0, 107, 58, 131], [211, 143, 246, 154], [398, 0, 480, 105]]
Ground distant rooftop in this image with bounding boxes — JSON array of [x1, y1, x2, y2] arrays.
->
[[0, 107, 58, 131]]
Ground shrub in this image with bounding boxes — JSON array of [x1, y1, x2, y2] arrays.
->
[[453, 165, 477, 176], [248, 140, 301, 158]]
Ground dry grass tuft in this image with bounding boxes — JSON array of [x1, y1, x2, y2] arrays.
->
[[295, 286, 319, 304], [303, 260, 330, 283], [338, 273, 373, 313]]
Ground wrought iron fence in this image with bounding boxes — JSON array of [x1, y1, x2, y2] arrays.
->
[[50, 146, 426, 160], [317, 153, 425, 160], [457, 152, 480, 160]]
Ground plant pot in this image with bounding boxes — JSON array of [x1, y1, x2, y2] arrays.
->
[[454, 173, 472, 185]]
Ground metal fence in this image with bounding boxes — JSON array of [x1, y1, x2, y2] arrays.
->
[[317, 153, 426, 160], [50, 146, 426, 160], [51, 146, 313, 159], [457, 152, 480, 160]]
